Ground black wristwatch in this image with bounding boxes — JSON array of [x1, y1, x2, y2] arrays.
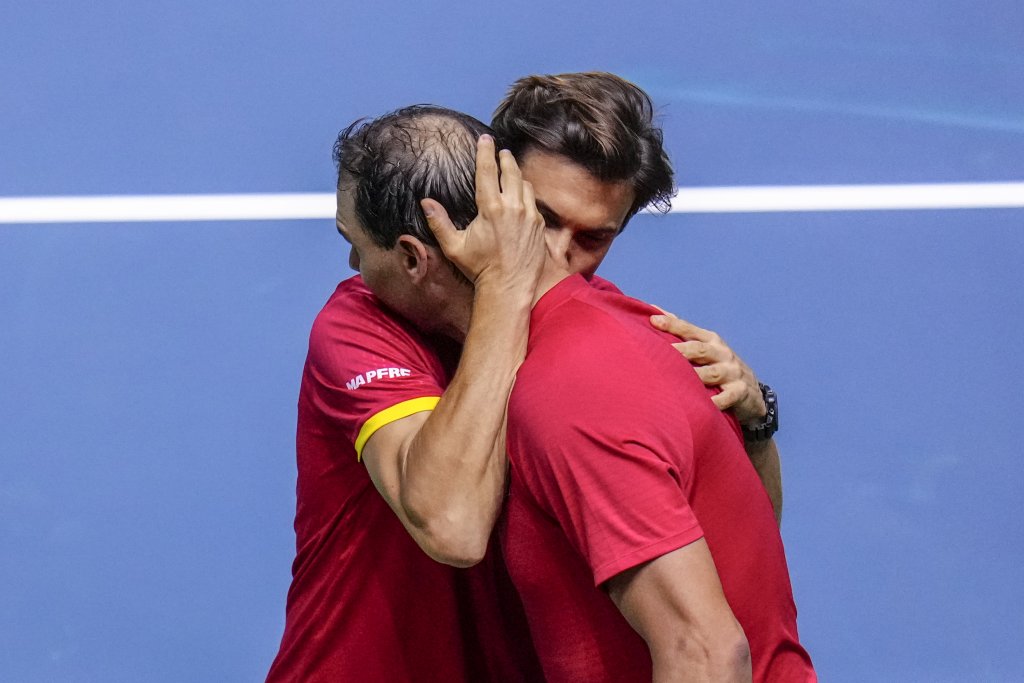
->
[[742, 383, 778, 443]]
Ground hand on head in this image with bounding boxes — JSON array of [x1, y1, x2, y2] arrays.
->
[[421, 134, 547, 296]]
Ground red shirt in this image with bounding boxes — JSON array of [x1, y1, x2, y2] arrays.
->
[[267, 276, 540, 682], [503, 274, 815, 682]]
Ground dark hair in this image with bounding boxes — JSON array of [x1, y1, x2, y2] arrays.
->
[[333, 105, 493, 249], [491, 72, 674, 222]]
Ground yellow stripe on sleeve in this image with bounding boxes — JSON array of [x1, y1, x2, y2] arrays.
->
[[354, 396, 441, 461]]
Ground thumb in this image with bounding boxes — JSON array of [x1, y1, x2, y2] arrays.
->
[[421, 198, 458, 252], [649, 303, 676, 317]]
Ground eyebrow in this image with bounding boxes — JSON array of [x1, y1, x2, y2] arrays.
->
[[534, 200, 561, 225], [535, 200, 620, 233]]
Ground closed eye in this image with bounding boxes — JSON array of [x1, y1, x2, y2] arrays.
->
[[576, 231, 616, 249]]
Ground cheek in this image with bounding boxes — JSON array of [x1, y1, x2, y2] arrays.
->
[[356, 256, 393, 297], [358, 263, 381, 291]]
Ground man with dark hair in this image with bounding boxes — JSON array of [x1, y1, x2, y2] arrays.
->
[[491, 73, 782, 511], [491, 197, 816, 680], [268, 73, 788, 680]]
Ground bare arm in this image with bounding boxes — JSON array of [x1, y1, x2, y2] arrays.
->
[[744, 438, 782, 525], [362, 137, 546, 567], [651, 313, 783, 524], [607, 539, 752, 683]]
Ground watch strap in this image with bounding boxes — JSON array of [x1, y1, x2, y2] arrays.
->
[[742, 383, 778, 442]]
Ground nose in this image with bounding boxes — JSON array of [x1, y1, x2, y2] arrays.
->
[[545, 226, 573, 270]]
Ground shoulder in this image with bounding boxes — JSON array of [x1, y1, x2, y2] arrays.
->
[[311, 277, 408, 345], [513, 287, 680, 427], [298, 277, 449, 446], [305, 276, 446, 388], [524, 284, 665, 375]]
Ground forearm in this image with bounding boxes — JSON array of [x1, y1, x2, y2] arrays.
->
[[745, 438, 783, 526], [400, 280, 532, 562]]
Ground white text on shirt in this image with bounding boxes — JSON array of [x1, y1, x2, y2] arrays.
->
[[345, 367, 412, 390]]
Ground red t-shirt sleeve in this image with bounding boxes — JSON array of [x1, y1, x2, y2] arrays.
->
[[507, 304, 705, 586], [303, 282, 447, 457]]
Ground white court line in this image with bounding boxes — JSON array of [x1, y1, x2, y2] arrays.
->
[[673, 182, 1024, 213], [0, 193, 335, 224], [0, 183, 1022, 224]]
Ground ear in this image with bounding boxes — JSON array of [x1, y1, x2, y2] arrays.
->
[[394, 234, 432, 283]]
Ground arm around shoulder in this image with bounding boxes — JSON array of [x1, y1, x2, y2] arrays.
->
[[361, 409, 501, 568], [648, 313, 786, 521], [359, 138, 546, 567], [357, 273, 532, 568]]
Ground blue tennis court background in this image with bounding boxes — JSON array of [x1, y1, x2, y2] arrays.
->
[[1, 1, 1022, 680]]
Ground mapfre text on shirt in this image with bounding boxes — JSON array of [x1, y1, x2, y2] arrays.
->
[[345, 367, 412, 390]]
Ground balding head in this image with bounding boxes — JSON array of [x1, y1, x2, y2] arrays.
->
[[334, 105, 494, 249]]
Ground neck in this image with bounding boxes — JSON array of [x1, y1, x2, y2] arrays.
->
[[449, 261, 571, 341]]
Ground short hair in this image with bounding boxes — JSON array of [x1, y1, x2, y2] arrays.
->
[[333, 105, 493, 249], [491, 72, 674, 222]]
